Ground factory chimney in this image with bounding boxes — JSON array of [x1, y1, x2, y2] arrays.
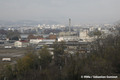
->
[[69, 18, 71, 33]]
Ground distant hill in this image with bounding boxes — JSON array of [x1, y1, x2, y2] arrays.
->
[[0, 20, 60, 25]]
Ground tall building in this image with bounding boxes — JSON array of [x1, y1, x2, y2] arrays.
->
[[69, 18, 71, 33]]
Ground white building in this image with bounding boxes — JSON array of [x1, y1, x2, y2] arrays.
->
[[30, 39, 43, 44], [30, 39, 56, 44], [79, 30, 94, 42], [79, 30, 88, 40], [58, 36, 80, 42], [14, 41, 29, 48]]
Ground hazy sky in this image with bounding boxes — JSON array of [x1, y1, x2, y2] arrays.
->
[[0, 0, 120, 24]]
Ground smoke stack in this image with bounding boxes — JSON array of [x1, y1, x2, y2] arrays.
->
[[69, 18, 71, 32]]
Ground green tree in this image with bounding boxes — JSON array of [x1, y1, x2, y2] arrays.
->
[[38, 45, 52, 69], [53, 41, 66, 67], [3, 65, 15, 80], [88, 30, 102, 39], [16, 53, 37, 79]]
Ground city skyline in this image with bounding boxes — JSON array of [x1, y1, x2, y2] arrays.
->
[[0, 0, 120, 24]]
